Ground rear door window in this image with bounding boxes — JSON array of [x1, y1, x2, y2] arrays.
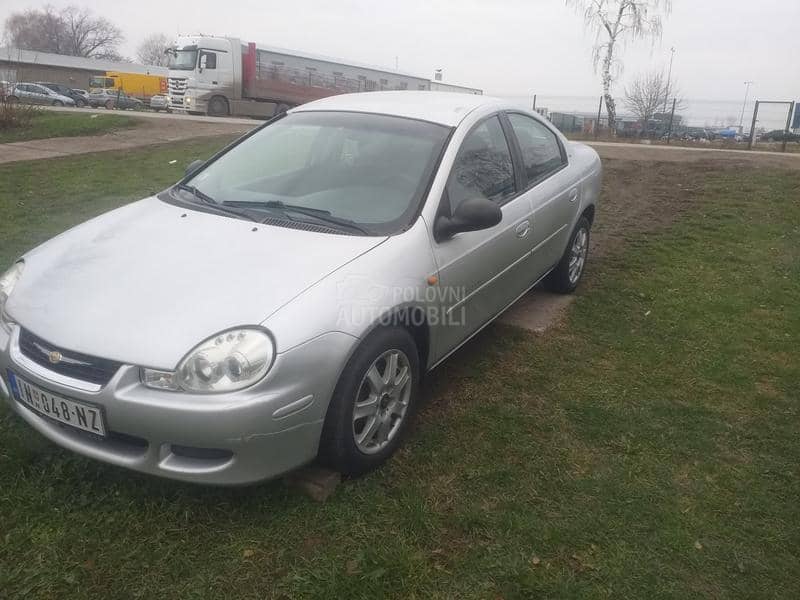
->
[[507, 113, 565, 185]]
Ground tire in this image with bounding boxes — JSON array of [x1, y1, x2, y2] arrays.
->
[[75, 98, 86, 108], [6, 96, 19, 104], [52, 100, 63, 107], [105, 99, 114, 110], [318, 326, 420, 476], [548, 215, 591, 294], [208, 95, 229, 117]]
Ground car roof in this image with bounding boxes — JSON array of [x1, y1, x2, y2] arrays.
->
[[291, 91, 506, 127]]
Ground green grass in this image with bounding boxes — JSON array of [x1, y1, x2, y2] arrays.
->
[[0, 110, 138, 144], [0, 143, 799, 598]]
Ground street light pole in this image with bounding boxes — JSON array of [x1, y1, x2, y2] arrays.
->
[[739, 81, 754, 130], [663, 46, 675, 113]]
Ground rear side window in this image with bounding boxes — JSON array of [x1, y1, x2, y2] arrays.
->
[[507, 113, 565, 184], [447, 115, 515, 210]]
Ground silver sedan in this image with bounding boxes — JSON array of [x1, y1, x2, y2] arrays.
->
[[0, 92, 601, 485]]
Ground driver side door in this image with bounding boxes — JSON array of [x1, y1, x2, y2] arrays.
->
[[429, 114, 536, 361]]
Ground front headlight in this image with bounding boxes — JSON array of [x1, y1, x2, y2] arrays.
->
[[142, 328, 275, 393], [0, 261, 24, 332]]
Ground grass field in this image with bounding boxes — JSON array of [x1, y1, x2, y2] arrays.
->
[[0, 140, 798, 598], [0, 110, 138, 144]]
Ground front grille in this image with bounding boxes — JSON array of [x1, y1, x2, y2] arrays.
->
[[168, 77, 187, 108], [18, 328, 122, 386]]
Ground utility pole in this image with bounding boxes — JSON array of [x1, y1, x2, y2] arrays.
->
[[739, 81, 754, 129], [663, 46, 675, 113]]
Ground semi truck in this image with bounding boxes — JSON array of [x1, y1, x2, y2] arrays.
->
[[165, 35, 475, 118]]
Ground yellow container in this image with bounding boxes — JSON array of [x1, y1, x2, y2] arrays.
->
[[89, 71, 166, 100]]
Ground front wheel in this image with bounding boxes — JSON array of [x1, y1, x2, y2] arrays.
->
[[52, 100, 63, 107], [207, 96, 229, 117], [318, 327, 420, 476], [548, 216, 591, 294], [105, 99, 114, 110], [6, 96, 19, 104], [75, 98, 86, 108]]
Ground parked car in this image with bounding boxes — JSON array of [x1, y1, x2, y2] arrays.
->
[[3, 82, 75, 107], [681, 127, 712, 141], [0, 92, 601, 485], [763, 130, 800, 143], [35, 82, 87, 107], [87, 88, 144, 110], [149, 94, 170, 112]]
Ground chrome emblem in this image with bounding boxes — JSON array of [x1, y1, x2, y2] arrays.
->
[[48, 351, 63, 364]]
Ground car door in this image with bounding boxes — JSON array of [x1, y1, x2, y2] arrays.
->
[[15, 84, 34, 104], [429, 114, 535, 356], [32, 84, 53, 105], [505, 112, 579, 276]]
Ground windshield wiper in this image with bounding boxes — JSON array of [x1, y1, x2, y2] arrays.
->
[[174, 184, 259, 222], [223, 199, 370, 234]]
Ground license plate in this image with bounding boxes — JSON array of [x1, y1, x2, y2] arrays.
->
[[7, 371, 106, 436]]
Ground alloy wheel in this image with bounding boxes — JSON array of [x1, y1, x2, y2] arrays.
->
[[568, 227, 588, 285], [352, 349, 412, 455]]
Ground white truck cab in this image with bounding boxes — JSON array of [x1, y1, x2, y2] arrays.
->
[[167, 36, 244, 116]]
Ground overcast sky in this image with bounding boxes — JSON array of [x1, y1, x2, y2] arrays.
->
[[2, 0, 798, 101]]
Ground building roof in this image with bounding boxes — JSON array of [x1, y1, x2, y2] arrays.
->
[[0, 47, 167, 76], [292, 91, 504, 127]]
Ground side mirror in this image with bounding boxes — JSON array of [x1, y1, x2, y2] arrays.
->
[[434, 196, 502, 241], [185, 159, 204, 177]]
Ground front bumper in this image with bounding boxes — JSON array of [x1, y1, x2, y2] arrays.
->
[[0, 324, 356, 485]]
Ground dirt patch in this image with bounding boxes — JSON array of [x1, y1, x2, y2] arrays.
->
[[502, 151, 796, 332], [0, 115, 255, 164], [589, 158, 702, 259], [590, 142, 800, 171]]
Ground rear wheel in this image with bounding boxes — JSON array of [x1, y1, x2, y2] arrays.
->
[[548, 215, 591, 294], [208, 95, 229, 117], [52, 100, 63, 107], [319, 327, 420, 476], [75, 98, 86, 108], [105, 99, 114, 110], [6, 96, 19, 104]]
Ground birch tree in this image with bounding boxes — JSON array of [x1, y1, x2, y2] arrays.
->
[[567, 0, 672, 131]]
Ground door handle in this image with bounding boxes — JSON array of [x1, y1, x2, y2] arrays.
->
[[568, 188, 579, 203], [515, 220, 531, 238]]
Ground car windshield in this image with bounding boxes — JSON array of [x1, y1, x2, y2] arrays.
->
[[168, 48, 198, 71], [183, 111, 451, 235]]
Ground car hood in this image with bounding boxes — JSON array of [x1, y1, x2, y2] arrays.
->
[[8, 197, 386, 368]]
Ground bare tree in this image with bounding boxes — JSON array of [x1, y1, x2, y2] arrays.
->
[[624, 71, 664, 127], [4, 7, 68, 54], [624, 70, 685, 134], [3, 5, 123, 59], [136, 33, 170, 66], [567, 0, 672, 131]]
